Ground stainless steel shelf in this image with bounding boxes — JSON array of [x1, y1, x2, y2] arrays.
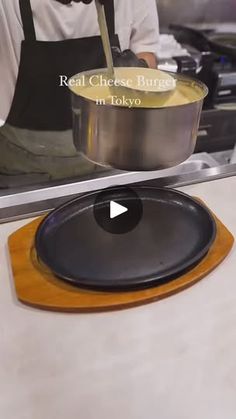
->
[[1, 154, 236, 223]]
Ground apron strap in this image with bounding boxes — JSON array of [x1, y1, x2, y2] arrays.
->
[[19, 0, 36, 41], [104, 0, 115, 39]]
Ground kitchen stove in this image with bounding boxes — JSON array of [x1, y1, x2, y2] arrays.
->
[[160, 24, 236, 153], [170, 23, 236, 107]]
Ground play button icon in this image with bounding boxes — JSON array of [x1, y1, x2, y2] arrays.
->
[[94, 186, 143, 234], [110, 201, 128, 219]]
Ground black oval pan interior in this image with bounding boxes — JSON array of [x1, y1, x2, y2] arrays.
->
[[207, 33, 236, 59], [35, 187, 216, 292]]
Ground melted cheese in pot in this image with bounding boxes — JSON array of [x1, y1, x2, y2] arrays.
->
[[69, 68, 206, 109]]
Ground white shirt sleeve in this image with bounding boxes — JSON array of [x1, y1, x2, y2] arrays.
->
[[129, 0, 159, 55]]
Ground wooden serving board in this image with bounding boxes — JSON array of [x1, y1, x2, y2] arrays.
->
[[8, 202, 234, 312]]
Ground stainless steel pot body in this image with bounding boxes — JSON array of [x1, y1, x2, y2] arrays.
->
[[71, 71, 208, 171]]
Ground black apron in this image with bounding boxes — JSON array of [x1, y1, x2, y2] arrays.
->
[[6, 0, 120, 131]]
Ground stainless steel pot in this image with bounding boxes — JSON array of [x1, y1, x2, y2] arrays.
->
[[70, 70, 208, 171]]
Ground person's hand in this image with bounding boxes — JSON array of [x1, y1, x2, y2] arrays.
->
[[56, 0, 108, 4], [112, 48, 149, 68], [81, 0, 109, 3]]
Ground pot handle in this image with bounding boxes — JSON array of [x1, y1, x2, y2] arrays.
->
[[72, 108, 82, 151]]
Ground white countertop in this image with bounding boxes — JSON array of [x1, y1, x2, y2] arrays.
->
[[1, 177, 236, 419]]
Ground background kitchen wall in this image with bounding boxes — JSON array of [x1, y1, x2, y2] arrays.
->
[[156, 0, 236, 28]]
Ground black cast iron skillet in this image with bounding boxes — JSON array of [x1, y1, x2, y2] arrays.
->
[[170, 25, 236, 60], [35, 187, 216, 292], [207, 32, 236, 60]]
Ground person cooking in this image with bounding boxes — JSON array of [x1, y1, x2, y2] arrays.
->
[[0, 0, 159, 181]]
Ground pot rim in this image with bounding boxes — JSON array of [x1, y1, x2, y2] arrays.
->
[[69, 68, 209, 110]]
